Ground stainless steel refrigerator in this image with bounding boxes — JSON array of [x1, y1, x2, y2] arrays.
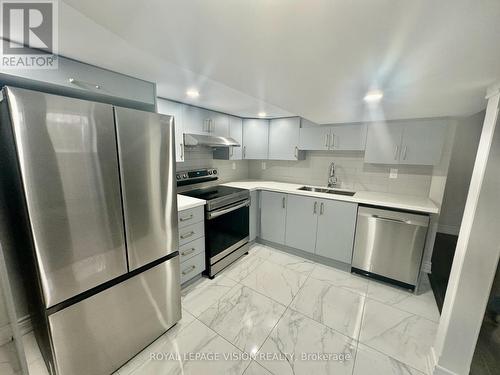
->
[[0, 86, 181, 374]]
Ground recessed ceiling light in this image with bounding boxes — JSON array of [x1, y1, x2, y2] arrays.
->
[[258, 112, 267, 117], [363, 90, 384, 103], [186, 89, 200, 98]]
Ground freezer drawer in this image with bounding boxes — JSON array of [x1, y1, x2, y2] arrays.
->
[[48, 256, 181, 375], [352, 206, 429, 287], [114, 107, 178, 270]]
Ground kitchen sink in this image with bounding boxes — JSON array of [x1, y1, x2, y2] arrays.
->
[[298, 186, 356, 196]]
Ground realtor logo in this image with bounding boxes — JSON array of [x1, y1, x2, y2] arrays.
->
[[1, 0, 58, 69]]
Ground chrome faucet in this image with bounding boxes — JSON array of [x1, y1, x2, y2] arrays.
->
[[327, 162, 339, 188]]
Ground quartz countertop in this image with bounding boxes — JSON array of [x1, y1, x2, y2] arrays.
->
[[177, 194, 205, 211], [222, 180, 439, 214]]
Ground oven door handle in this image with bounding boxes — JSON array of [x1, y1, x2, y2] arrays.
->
[[206, 199, 250, 220]]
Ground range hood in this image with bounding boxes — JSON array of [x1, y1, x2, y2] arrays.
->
[[183, 133, 240, 147]]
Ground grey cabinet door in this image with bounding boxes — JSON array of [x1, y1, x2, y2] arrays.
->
[[400, 120, 447, 165], [211, 111, 229, 136], [249, 191, 259, 241], [315, 199, 357, 264], [364, 122, 404, 164], [157, 98, 185, 162], [285, 195, 318, 253], [242, 119, 269, 159], [330, 124, 367, 151], [229, 116, 243, 160], [183, 105, 211, 134], [268, 117, 302, 160], [299, 126, 330, 150], [260, 191, 287, 244], [115, 107, 178, 271], [5, 87, 127, 308]]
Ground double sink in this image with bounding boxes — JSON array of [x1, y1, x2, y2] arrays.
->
[[298, 186, 356, 197]]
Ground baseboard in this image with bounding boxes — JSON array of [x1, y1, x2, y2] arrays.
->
[[437, 224, 460, 236], [427, 347, 459, 375]]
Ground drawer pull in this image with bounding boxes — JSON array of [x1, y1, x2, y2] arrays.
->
[[181, 248, 196, 257], [179, 214, 193, 222], [182, 265, 196, 275], [180, 231, 195, 239]]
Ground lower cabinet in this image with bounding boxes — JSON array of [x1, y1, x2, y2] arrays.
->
[[178, 206, 206, 284], [315, 198, 358, 263], [285, 195, 318, 253], [260, 192, 358, 264], [260, 191, 287, 244]]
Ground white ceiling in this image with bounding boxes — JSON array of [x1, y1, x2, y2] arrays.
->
[[60, 0, 500, 123]]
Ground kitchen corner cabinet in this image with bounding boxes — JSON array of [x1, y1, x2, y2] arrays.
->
[[285, 194, 318, 253], [260, 191, 287, 244], [315, 199, 357, 263], [157, 98, 185, 162], [268, 117, 305, 160], [242, 119, 269, 159], [364, 120, 447, 165]]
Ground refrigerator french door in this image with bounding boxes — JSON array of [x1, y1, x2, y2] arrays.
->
[[0, 86, 180, 375]]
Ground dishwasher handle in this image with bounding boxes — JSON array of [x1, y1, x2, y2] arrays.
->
[[358, 206, 429, 227]]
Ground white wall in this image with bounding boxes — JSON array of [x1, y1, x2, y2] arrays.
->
[[438, 111, 485, 235]]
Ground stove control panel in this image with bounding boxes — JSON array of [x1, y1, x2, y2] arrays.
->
[[176, 168, 218, 185]]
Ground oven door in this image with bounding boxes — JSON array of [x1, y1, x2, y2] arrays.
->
[[206, 199, 250, 263]]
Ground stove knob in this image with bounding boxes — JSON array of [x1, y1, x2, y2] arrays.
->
[[212, 169, 217, 175], [176, 175, 180, 180], [183, 173, 188, 179], [208, 170, 213, 175]]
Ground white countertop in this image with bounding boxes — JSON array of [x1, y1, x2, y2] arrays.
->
[[177, 194, 205, 211], [222, 180, 439, 214]]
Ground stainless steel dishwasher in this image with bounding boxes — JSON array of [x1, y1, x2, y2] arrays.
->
[[351, 206, 429, 290]]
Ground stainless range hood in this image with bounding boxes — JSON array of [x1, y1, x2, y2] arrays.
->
[[184, 133, 240, 147]]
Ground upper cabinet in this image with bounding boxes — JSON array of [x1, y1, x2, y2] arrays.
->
[[242, 119, 269, 159], [364, 119, 447, 165], [157, 98, 185, 162], [299, 123, 367, 151], [213, 115, 243, 160], [268, 117, 305, 160], [183, 105, 229, 136]]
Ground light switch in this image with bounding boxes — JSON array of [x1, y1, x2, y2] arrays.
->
[[262, 162, 267, 170], [389, 168, 398, 179]]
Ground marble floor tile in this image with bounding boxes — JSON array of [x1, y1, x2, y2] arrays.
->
[[309, 264, 369, 295], [243, 360, 273, 375], [248, 244, 274, 260], [123, 319, 249, 375], [222, 254, 266, 282], [264, 250, 315, 276], [290, 277, 365, 339], [257, 309, 356, 375], [240, 260, 308, 305], [182, 274, 238, 316], [198, 284, 286, 354], [366, 281, 440, 322], [353, 343, 425, 375], [0, 342, 21, 375], [359, 299, 438, 373]]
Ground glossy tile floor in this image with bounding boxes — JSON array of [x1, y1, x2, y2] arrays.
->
[[115, 244, 440, 375]]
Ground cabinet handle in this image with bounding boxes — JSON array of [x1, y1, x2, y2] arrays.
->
[[403, 146, 408, 160], [294, 146, 298, 159], [320, 202, 324, 215], [282, 197, 286, 209], [182, 265, 196, 275], [180, 143, 184, 159], [180, 231, 195, 239], [394, 145, 399, 160], [181, 248, 196, 257], [325, 134, 329, 147], [179, 214, 193, 222], [210, 119, 214, 133], [330, 134, 335, 149], [230, 146, 234, 157], [243, 146, 246, 158], [313, 201, 317, 214]]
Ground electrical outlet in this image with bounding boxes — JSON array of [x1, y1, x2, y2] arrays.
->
[[389, 168, 398, 179], [232, 162, 236, 170], [261, 161, 266, 170]]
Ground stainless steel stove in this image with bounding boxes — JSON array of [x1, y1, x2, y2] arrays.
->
[[177, 169, 250, 278]]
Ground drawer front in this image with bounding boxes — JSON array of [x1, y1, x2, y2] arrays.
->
[[178, 221, 204, 246], [180, 253, 205, 284], [178, 206, 204, 228], [179, 237, 205, 263]]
